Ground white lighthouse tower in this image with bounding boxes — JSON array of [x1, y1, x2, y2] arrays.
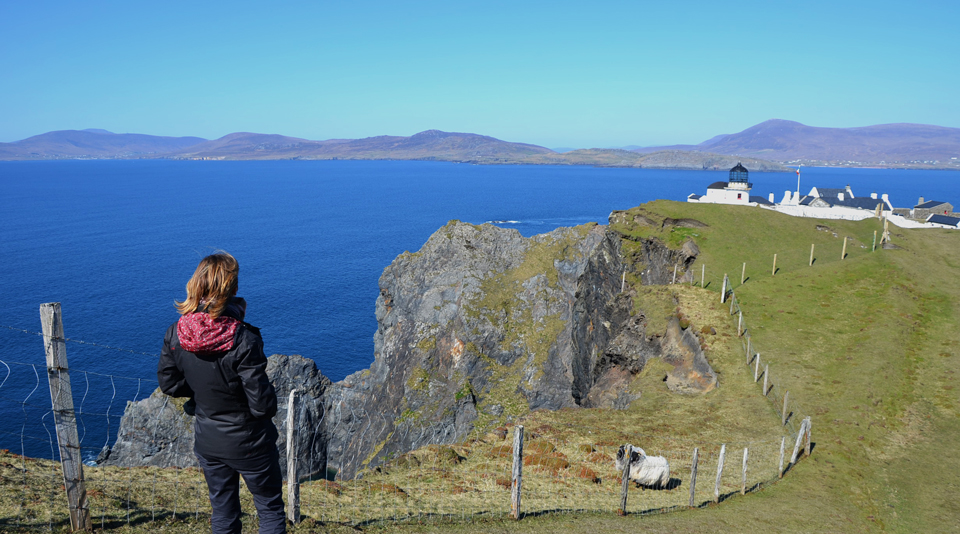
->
[[688, 162, 753, 205]]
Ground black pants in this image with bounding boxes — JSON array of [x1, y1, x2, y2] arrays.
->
[[196, 448, 286, 534]]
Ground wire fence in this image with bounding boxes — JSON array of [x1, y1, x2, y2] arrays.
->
[[0, 287, 810, 531], [724, 287, 811, 439]]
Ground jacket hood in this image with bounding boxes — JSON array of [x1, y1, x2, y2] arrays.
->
[[177, 297, 247, 353]]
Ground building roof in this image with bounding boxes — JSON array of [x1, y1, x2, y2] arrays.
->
[[707, 181, 728, 190], [688, 193, 702, 200], [833, 197, 888, 211], [927, 214, 960, 226], [799, 194, 888, 211], [814, 187, 849, 199], [749, 196, 774, 206], [916, 200, 951, 209]]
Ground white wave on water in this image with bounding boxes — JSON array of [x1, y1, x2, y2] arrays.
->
[[486, 217, 600, 227]]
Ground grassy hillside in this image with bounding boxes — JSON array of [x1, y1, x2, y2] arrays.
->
[[391, 201, 960, 532], [3, 201, 958, 533], [605, 201, 960, 532]]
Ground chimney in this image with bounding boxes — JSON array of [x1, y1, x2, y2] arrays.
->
[[846, 184, 854, 198], [782, 190, 792, 204], [871, 192, 878, 199], [838, 193, 845, 201], [769, 192, 775, 203], [882, 193, 889, 204], [919, 196, 925, 205]]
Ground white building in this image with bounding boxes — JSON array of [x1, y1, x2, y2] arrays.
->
[[796, 185, 892, 212], [687, 163, 773, 206], [686, 165, 955, 230]]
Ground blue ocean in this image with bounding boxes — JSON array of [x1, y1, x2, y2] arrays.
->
[[1, 160, 956, 460]]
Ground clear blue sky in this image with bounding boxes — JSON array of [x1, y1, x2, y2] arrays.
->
[[1, 0, 957, 148]]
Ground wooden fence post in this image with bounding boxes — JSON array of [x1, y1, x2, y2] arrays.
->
[[689, 447, 699, 507], [701, 264, 705, 288], [741, 262, 746, 285], [782, 391, 789, 426], [746, 336, 751, 364], [511, 425, 524, 520], [842, 237, 848, 260], [872, 230, 877, 252], [40, 303, 92, 532], [286, 389, 300, 524], [737, 311, 743, 337], [618, 444, 632, 516], [754, 354, 760, 382], [763, 364, 769, 395], [772, 254, 777, 276], [714, 444, 726, 503], [721, 274, 727, 303], [672, 264, 677, 284], [810, 244, 815, 266], [778, 437, 785, 479], [790, 418, 809, 464], [621, 270, 626, 293], [805, 418, 812, 456], [741, 448, 748, 495]]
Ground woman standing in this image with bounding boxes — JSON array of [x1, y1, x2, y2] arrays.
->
[[158, 252, 285, 534]]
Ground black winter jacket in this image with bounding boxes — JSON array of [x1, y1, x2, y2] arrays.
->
[[157, 304, 278, 459]]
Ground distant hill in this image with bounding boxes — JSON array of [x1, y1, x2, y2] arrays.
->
[[0, 129, 206, 159], [522, 148, 787, 171], [165, 132, 322, 159], [635, 119, 960, 167], [168, 129, 554, 161], [0, 128, 789, 170], [5, 121, 960, 169], [153, 130, 788, 170]]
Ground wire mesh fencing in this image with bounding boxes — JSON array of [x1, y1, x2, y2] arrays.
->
[[725, 289, 812, 439], [0, 354, 213, 531], [295, 431, 792, 525], [0, 284, 812, 531], [286, 400, 798, 524], [0, 358, 806, 530]]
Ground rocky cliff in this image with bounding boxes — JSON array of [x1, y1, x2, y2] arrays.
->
[[324, 222, 628, 477], [102, 354, 330, 480], [106, 217, 716, 480]]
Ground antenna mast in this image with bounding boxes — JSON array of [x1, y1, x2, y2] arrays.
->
[[796, 165, 801, 199]]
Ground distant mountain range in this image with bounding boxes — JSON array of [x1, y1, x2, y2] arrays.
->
[[0, 128, 787, 171], [634, 119, 960, 167], [2, 120, 959, 170], [172, 129, 554, 161], [0, 129, 206, 159]]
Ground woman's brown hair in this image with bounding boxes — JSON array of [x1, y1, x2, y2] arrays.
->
[[175, 252, 239, 318]]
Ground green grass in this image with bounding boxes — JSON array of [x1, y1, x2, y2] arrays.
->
[[607, 201, 960, 532], [4, 201, 959, 533]]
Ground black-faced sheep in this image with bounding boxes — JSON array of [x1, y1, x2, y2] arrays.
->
[[615, 444, 670, 489]]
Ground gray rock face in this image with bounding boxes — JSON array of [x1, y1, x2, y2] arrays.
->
[[103, 353, 330, 480], [661, 317, 718, 394], [99, 389, 195, 468], [632, 237, 699, 285], [268, 354, 331, 479], [608, 210, 703, 286], [583, 301, 660, 409], [324, 221, 629, 478]]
